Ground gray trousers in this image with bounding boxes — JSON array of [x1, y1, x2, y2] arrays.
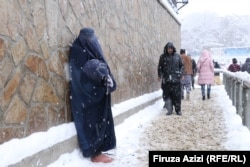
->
[[181, 75, 192, 96]]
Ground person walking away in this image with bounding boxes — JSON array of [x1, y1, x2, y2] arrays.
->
[[241, 58, 250, 73], [188, 54, 197, 90], [197, 50, 214, 100], [213, 60, 221, 85], [180, 49, 193, 100], [227, 58, 241, 72], [158, 42, 184, 115], [69, 28, 117, 163]]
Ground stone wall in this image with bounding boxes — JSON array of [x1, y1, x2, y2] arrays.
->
[[0, 0, 181, 144]]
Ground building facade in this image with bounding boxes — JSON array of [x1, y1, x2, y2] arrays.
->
[[0, 0, 181, 143]]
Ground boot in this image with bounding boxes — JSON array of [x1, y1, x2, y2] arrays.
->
[[207, 93, 210, 99], [176, 111, 182, 115], [202, 95, 205, 100], [186, 93, 190, 100], [166, 111, 172, 115]]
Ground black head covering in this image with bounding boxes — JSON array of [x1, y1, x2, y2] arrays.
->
[[163, 42, 176, 54], [180, 49, 186, 54], [232, 58, 237, 64]]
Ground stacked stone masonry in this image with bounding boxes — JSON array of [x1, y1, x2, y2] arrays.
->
[[0, 0, 181, 143]]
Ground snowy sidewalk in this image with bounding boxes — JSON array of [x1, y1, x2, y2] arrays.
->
[[136, 86, 227, 166], [142, 86, 227, 150], [48, 85, 250, 167]]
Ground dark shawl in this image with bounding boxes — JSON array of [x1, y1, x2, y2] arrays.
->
[[69, 28, 117, 157]]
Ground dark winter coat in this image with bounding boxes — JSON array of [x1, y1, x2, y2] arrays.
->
[[192, 59, 197, 76], [213, 61, 220, 76], [69, 28, 116, 157], [157, 42, 183, 113], [228, 63, 241, 72], [157, 44, 184, 84], [241, 58, 250, 73]]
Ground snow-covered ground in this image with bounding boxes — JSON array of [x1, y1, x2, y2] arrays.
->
[[1, 78, 250, 167]]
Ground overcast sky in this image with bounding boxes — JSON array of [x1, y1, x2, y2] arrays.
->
[[178, 0, 250, 18]]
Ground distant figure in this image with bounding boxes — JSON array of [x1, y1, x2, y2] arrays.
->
[[157, 42, 184, 115], [180, 49, 193, 100], [188, 54, 197, 89], [197, 50, 214, 100], [69, 28, 117, 163], [241, 58, 250, 73], [227, 58, 241, 72], [213, 60, 221, 85]]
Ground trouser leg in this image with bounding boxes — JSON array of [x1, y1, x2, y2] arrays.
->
[[186, 75, 192, 94], [201, 84, 205, 96], [201, 84, 205, 100], [171, 82, 182, 114], [165, 98, 173, 115], [181, 84, 184, 99], [191, 75, 195, 88], [207, 84, 211, 99]]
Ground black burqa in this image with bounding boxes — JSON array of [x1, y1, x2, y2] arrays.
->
[[69, 28, 117, 157]]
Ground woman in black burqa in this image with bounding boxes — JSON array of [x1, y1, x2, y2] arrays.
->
[[69, 27, 117, 163]]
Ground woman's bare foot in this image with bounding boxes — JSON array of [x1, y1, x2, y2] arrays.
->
[[91, 153, 114, 163]]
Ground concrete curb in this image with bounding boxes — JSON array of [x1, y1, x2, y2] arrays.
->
[[10, 96, 161, 167]]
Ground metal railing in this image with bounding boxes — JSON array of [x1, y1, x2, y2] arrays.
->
[[223, 70, 250, 129]]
